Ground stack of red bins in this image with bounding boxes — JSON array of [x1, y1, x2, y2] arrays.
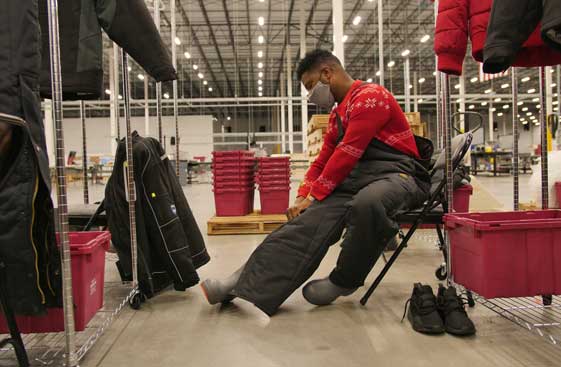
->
[[212, 151, 256, 216], [256, 157, 291, 214]]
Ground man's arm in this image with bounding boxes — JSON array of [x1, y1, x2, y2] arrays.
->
[[309, 86, 391, 201]]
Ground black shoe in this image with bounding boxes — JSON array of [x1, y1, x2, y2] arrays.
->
[[437, 285, 476, 336], [402, 283, 445, 335]]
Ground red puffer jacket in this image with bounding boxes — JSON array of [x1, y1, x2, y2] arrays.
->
[[434, 0, 561, 75]]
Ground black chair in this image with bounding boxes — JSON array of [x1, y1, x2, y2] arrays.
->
[[361, 113, 481, 306]]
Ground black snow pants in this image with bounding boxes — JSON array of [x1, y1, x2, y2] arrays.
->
[[232, 138, 432, 316]]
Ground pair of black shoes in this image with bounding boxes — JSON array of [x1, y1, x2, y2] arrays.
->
[[403, 283, 476, 336]]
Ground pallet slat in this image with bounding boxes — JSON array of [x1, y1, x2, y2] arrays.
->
[[207, 211, 287, 235]]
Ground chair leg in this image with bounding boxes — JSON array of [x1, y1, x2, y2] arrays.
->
[[360, 236, 411, 306]]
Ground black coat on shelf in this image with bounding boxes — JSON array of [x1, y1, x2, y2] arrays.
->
[[104, 133, 210, 297], [38, 0, 177, 100]]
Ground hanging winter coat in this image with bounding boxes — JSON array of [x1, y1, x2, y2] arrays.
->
[[484, 0, 561, 73], [434, 0, 561, 76], [0, 0, 62, 316], [38, 0, 177, 100], [104, 133, 210, 297]]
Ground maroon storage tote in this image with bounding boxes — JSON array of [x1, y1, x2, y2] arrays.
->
[[212, 150, 254, 159], [453, 184, 473, 212], [556, 182, 561, 208], [213, 167, 255, 177], [0, 231, 110, 333], [444, 210, 561, 299], [212, 158, 255, 170], [256, 167, 291, 176], [259, 187, 290, 214], [213, 173, 254, 183], [214, 188, 254, 216]]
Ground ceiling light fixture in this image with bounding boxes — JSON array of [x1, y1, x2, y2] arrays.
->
[[342, 35, 349, 43], [193, 64, 199, 70], [198, 72, 204, 79], [468, 104, 475, 109], [470, 77, 478, 83], [484, 89, 492, 94], [258, 72, 264, 78], [366, 78, 373, 83], [203, 80, 208, 85], [258, 16, 265, 26], [420, 35, 430, 43], [521, 76, 530, 82], [105, 89, 111, 95], [501, 83, 509, 89], [163, 93, 170, 99], [503, 104, 509, 109], [401, 49, 410, 57], [522, 107, 529, 111], [494, 97, 502, 102], [257, 50, 263, 58], [258, 80, 263, 85], [418, 77, 426, 84], [258, 35, 264, 44], [527, 88, 536, 93], [137, 74, 145, 81], [208, 87, 213, 92], [387, 60, 395, 68], [174, 37, 181, 45], [258, 62, 263, 69], [184, 51, 191, 59], [353, 15, 362, 26]]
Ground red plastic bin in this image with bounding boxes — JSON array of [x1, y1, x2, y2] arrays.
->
[[213, 173, 254, 183], [214, 181, 255, 189], [257, 167, 291, 176], [444, 210, 561, 299], [257, 180, 290, 188], [555, 182, 561, 208], [214, 188, 254, 216], [0, 231, 110, 333], [212, 150, 254, 159], [213, 167, 255, 177], [453, 184, 473, 212], [259, 187, 290, 214]]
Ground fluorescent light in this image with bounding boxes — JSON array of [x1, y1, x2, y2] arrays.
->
[[503, 104, 509, 109], [127, 67, 131, 72], [470, 77, 478, 83], [418, 78, 426, 84], [522, 107, 528, 111], [208, 87, 213, 92], [258, 16, 265, 26], [258, 62, 264, 69], [484, 89, 492, 94], [526, 112, 532, 116], [552, 83, 557, 88], [193, 64, 199, 70], [227, 116, 231, 121], [342, 35, 349, 43], [491, 107, 497, 112], [137, 74, 145, 80], [353, 15, 362, 26], [454, 84, 460, 89], [174, 37, 181, 45], [258, 80, 263, 85], [532, 97, 540, 102], [258, 86, 263, 91], [468, 104, 475, 109], [258, 72, 264, 78], [498, 112, 503, 116], [456, 98, 462, 103], [433, 71, 437, 76], [203, 80, 208, 85], [536, 104, 541, 109], [257, 50, 263, 58], [482, 102, 488, 106], [118, 94, 123, 100], [420, 35, 430, 43], [494, 97, 502, 102], [501, 83, 509, 89], [258, 35, 264, 44], [163, 93, 170, 99], [258, 92, 263, 97], [517, 101, 524, 106], [527, 88, 536, 93], [105, 89, 111, 95], [554, 101, 559, 105], [366, 78, 373, 83], [522, 121, 529, 125], [401, 49, 410, 57], [521, 76, 530, 82], [376, 70, 381, 76], [418, 98, 424, 103], [198, 72, 204, 79], [184, 51, 191, 59], [387, 60, 395, 68]]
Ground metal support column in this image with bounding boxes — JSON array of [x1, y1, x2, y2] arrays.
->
[[489, 103, 494, 142], [171, 0, 180, 176], [413, 71, 418, 112], [109, 49, 118, 154], [46, 0, 77, 364], [80, 101, 89, 204], [287, 45, 294, 153], [404, 57, 411, 112], [459, 72, 466, 131], [144, 76, 150, 136], [280, 74, 286, 152], [434, 1, 442, 149], [558, 65, 561, 149], [546, 66, 553, 116], [300, 2, 308, 152], [332, 0, 345, 66], [44, 99, 55, 165], [512, 69, 520, 210], [154, 0, 163, 143], [112, 44, 121, 140], [539, 67, 549, 209], [377, 0, 384, 87]]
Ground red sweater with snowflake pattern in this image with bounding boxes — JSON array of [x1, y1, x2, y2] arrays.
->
[[298, 81, 420, 201]]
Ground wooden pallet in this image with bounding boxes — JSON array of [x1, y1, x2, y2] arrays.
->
[[207, 210, 287, 235]]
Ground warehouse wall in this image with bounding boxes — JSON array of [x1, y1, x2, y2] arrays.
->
[[49, 115, 213, 162]]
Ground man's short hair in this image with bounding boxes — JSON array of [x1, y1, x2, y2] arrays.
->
[[296, 49, 342, 81]]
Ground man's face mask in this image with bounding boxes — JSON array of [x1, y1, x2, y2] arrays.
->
[[307, 74, 335, 110]]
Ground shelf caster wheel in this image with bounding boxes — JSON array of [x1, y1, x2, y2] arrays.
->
[[129, 292, 145, 310], [435, 265, 447, 281], [467, 291, 476, 308], [542, 295, 553, 306]]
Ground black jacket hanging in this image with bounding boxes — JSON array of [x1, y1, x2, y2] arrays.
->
[[104, 133, 210, 297], [0, 0, 62, 316], [483, 0, 561, 73], [38, 0, 177, 100]]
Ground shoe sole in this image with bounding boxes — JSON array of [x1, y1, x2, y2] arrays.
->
[[200, 281, 236, 305], [445, 326, 476, 336], [408, 310, 445, 335]]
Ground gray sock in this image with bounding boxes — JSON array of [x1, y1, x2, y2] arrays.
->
[[201, 266, 244, 305], [302, 277, 357, 306]]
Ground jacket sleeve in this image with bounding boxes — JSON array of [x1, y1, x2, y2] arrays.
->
[[434, 0, 469, 76], [95, 0, 177, 82]]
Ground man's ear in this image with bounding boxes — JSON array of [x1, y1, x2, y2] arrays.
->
[[320, 66, 333, 83]]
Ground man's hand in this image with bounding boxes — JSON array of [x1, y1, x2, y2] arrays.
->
[[287, 196, 313, 220]]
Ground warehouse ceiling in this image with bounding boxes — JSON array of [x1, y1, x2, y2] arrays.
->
[[101, 0, 558, 125]]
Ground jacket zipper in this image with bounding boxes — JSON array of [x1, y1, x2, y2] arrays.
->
[[30, 168, 46, 304], [44, 229, 55, 296]]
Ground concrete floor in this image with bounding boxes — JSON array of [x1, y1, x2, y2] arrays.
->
[[74, 174, 561, 367]]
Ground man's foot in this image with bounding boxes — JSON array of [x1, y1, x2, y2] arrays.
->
[[437, 285, 476, 336], [403, 283, 445, 335], [302, 277, 357, 306], [201, 267, 243, 305]]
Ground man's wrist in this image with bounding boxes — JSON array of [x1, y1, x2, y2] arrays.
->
[[306, 194, 316, 202]]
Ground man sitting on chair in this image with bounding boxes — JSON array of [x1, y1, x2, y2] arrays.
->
[[201, 49, 433, 316]]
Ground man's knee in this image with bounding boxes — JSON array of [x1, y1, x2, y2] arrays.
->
[[349, 191, 386, 219]]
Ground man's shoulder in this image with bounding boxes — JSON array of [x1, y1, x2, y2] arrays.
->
[[350, 82, 390, 102]]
